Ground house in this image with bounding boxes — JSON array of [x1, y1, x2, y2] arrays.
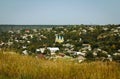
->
[[22, 46, 27, 49], [22, 36, 27, 40], [74, 51, 85, 56], [47, 47, 59, 53], [103, 27, 108, 31], [28, 34, 33, 38], [88, 27, 95, 32], [102, 50, 108, 54], [39, 47, 59, 53], [27, 41, 30, 43], [107, 55, 112, 61], [117, 26, 120, 29], [36, 49, 40, 52], [118, 49, 120, 52], [113, 29, 119, 33], [8, 30, 14, 33], [25, 29, 30, 33], [73, 51, 86, 63], [63, 43, 74, 48], [113, 53, 120, 56], [22, 50, 28, 55], [93, 52, 97, 56], [0, 42, 4, 46], [81, 44, 91, 51], [40, 35, 47, 39], [82, 29, 87, 34], [77, 56, 86, 63], [17, 30, 20, 33], [7, 41, 13, 46], [79, 38, 82, 42], [40, 48, 45, 53], [33, 29, 37, 32]]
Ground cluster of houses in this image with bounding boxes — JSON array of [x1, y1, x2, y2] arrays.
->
[[0, 26, 120, 62]]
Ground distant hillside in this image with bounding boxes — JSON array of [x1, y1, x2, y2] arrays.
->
[[0, 25, 66, 32], [0, 24, 119, 32]]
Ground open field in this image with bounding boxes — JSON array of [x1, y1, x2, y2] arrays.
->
[[0, 52, 120, 79]]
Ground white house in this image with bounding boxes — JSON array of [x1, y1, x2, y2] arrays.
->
[[36, 49, 41, 52], [118, 49, 120, 52], [40, 48, 45, 53], [113, 53, 120, 56], [47, 47, 59, 53], [39, 47, 59, 53], [22, 46, 27, 49], [74, 52, 85, 56], [77, 56, 86, 63], [82, 44, 91, 51], [22, 50, 28, 55]]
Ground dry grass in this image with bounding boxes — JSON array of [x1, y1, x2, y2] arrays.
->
[[0, 52, 120, 79]]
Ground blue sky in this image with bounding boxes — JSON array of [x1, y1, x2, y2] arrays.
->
[[0, 0, 120, 25]]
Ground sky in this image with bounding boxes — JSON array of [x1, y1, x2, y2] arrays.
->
[[0, 0, 120, 25]]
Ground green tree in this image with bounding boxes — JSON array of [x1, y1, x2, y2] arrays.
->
[[113, 55, 120, 61], [97, 52, 108, 58], [85, 51, 95, 60], [44, 48, 51, 56]]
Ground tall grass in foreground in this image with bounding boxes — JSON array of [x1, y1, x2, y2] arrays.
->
[[0, 52, 120, 79]]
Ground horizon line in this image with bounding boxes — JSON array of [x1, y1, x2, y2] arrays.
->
[[0, 24, 120, 26]]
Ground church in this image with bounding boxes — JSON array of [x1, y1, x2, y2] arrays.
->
[[55, 35, 64, 43]]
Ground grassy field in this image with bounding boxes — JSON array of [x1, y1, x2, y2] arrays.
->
[[0, 52, 120, 79]]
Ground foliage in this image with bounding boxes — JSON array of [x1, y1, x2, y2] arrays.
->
[[97, 52, 108, 58], [43, 48, 51, 56], [113, 55, 120, 61], [85, 51, 95, 60]]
